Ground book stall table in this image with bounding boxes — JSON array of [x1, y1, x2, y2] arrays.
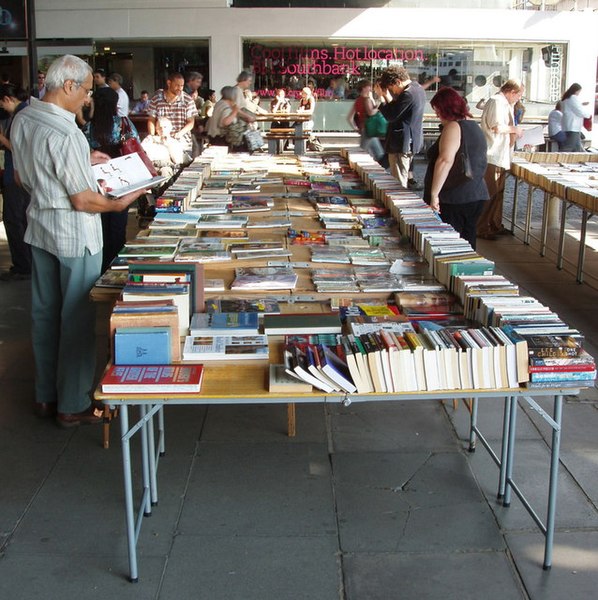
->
[[93, 149, 594, 582], [95, 375, 576, 583], [509, 152, 598, 283]]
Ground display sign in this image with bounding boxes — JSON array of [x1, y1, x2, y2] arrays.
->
[[0, 0, 27, 39], [249, 44, 425, 77]]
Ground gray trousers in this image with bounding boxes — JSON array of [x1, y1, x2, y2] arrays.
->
[[31, 246, 101, 414]]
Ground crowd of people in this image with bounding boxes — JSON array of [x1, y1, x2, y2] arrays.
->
[[0, 53, 593, 427]]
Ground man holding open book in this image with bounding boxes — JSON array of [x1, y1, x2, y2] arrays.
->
[[11, 54, 147, 427]]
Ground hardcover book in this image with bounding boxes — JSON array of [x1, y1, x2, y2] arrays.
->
[[92, 153, 167, 198], [182, 334, 269, 361], [101, 364, 204, 393], [189, 312, 259, 336], [263, 313, 342, 335]]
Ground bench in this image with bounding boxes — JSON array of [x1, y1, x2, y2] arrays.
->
[[264, 127, 310, 155]]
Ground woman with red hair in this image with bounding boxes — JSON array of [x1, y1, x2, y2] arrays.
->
[[424, 87, 489, 249]]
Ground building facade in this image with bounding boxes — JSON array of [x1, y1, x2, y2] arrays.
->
[[2, 2, 597, 136]]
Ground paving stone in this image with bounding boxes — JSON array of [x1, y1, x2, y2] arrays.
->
[[343, 551, 525, 600], [161, 534, 340, 600]]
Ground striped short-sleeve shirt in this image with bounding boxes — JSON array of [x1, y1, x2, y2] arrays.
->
[[11, 98, 102, 257], [147, 89, 198, 151]]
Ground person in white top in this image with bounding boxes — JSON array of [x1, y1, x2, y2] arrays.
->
[[476, 79, 524, 239], [107, 72, 130, 117], [548, 101, 566, 146], [560, 83, 592, 152]]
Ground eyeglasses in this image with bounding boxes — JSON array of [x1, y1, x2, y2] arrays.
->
[[73, 81, 93, 97]]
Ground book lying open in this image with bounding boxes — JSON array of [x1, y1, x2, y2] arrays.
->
[[92, 153, 167, 198]]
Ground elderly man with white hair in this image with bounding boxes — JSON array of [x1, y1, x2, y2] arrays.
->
[[11, 54, 146, 427]]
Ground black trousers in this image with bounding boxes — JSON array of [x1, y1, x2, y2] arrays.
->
[[440, 200, 486, 250], [101, 210, 128, 272], [3, 181, 32, 274]]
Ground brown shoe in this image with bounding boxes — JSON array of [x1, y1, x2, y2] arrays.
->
[[34, 402, 58, 418], [56, 405, 103, 428], [477, 233, 498, 241]]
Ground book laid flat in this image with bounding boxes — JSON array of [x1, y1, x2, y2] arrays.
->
[[189, 312, 259, 336], [263, 313, 342, 335], [182, 334, 269, 361], [92, 153, 167, 198], [268, 364, 313, 393], [101, 364, 204, 393]]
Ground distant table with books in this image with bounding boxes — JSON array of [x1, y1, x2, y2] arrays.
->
[[96, 365, 576, 583], [253, 112, 312, 155], [509, 152, 598, 283]]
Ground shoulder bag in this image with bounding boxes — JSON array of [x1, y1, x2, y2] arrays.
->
[[364, 111, 388, 138], [442, 121, 473, 190], [120, 117, 158, 176], [244, 129, 264, 152]]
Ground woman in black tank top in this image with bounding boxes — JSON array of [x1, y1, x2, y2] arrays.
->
[[423, 87, 489, 249]]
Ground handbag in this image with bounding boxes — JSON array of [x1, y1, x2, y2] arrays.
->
[[442, 122, 473, 190], [583, 116, 593, 132], [224, 119, 247, 146], [244, 129, 264, 152], [365, 112, 388, 138], [120, 118, 158, 176]]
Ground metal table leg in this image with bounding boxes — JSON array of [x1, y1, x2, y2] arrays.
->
[[556, 200, 568, 270], [139, 405, 152, 517], [543, 394, 563, 570], [468, 397, 478, 452], [120, 405, 139, 583], [498, 396, 512, 500], [147, 404, 158, 506], [503, 396, 518, 507], [576, 209, 593, 284], [510, 176, 519, 234], [158, 406, 165, 456], [540, 191, 550, 257], [524, 184, 534, 245]]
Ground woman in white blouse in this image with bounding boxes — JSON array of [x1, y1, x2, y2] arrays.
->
[[560, 83, 592, 152]]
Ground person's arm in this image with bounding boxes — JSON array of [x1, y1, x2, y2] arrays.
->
[[378, 91, 411, 124], [219, 104, 239, 128], [0, 131, 11, 150], [569, 94, 593, 119], [347, 103, 358, 131], [70, 187, 147, 214], [365, 96, 378, 117], [429, 121, 461, 212], [484, 99, 522, 138], [147, 115, 158, 136], [173, 116, 195, 139], [90, 150, 111, 165]]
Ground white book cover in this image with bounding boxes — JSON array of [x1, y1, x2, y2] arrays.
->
[[92, 153, 167, 198]]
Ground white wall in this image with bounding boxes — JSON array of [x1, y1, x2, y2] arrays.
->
[[34, 5, 598, 138]]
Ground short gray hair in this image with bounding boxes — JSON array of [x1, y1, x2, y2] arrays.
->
[[236, 70, 252, 83], [45, 55, 92, 92], [108, 72, 123, 85], [220, 86, 236, 101]]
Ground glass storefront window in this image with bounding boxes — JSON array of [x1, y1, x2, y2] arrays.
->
[[243, 39, 566, 130]]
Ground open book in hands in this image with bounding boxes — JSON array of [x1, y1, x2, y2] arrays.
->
[[92, 153, 167, 198]]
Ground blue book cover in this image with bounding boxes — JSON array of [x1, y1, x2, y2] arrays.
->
[[114, 327, 172, 365]]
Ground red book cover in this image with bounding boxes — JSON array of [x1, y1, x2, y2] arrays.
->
[[101, 364, 204, 393]]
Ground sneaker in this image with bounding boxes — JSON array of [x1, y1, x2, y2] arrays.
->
[[407, 178, 423, 191], [0, 270, 31, 282]]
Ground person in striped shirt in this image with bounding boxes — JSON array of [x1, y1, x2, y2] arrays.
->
[[11, 54, 146, 427]]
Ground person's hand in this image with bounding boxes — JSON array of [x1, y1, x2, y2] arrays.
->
[[90, 150, 111, 165], [515, 126, 524, 139], [117, 188, 149, 210], [429, 196, 440, 213]]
